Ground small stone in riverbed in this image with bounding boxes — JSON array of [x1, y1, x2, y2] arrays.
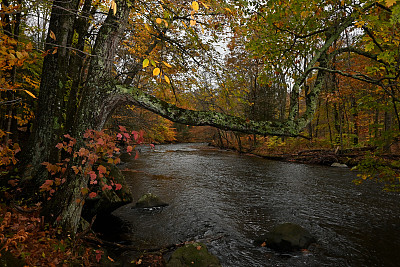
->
[[331, 162, 348, 168], [254, 223, 316, 252], [135, 193, 168, 208], [167, 242, 221, 267]]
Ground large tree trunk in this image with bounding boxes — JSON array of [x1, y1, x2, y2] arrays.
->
[[42, 1, 130, 234], [22, 0, 80, 186]]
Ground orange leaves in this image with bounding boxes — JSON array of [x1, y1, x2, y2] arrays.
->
[[23, 89, 36, 98], [0, 132, 20, 167], [49, 30, 56, 41], [386, 0, 396, 7], [162, 61, 172, 68], [110, 0, 117, 15], [0, 205, 95, 266], [164, 75, 171, 84], [153, 67, 160, 76]]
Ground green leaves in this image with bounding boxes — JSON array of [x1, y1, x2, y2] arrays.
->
[[143, 58, 149, 68]]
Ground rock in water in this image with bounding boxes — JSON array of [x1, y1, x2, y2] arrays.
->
[[135, 193, 168, 208], [255, 223, 316, 251], [331, 162, 348, 168], [167, 242, 221, 267]]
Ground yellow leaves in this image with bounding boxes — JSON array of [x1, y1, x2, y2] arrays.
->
[[145, 23, 152, 32], [190, 20, 196, 26], [49, 30, 56, 41], [111, 0, 117, 15], [164, 75, 170, 84], [162, 61, 172, 68], [192, 1, 199, 11], [143, 58, 149, 68], [354, 20, 365, 28], [23, 90, 36, 99], [201, 2, 209, 9], [300, 11, 309, 18], [386, 0, 396, 7], [182, 21, 187, 28], [153, 67, 160, 76], [156, 18, 162, 24], [15, 51, 23, 59]]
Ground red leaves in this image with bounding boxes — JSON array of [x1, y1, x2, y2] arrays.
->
[[97, 165, 107, 175], [88, 192, 97, 199], [88, 171, 97, 180], [134, 150, 140, 160], [39, 180, 53, 192], [97, 138, 104, 145], [43, 127, 145, 204], [115, 183, 122, 190], [95, 249, 104, 262], [55, 142, 63, 149]]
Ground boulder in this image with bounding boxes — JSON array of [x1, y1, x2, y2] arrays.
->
[[331, 162, 348, 168], [167, 242, 221, 267], [82, 162, 133, 220], [135, 193, 168, 208], [255, 223, 316, 251]]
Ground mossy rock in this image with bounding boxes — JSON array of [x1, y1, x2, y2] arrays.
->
[[135, 193, 168, 208], [167, 242, 221, 267], [255, 223, 316, 251], [82, 162, 133, 220]]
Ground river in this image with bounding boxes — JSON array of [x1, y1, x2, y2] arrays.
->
[[110, 143, 400, 266]]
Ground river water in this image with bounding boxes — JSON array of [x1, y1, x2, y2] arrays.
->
[[111, 143, 400, 266]]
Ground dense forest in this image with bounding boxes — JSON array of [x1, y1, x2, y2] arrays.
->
[[1, 0, 400, 264]]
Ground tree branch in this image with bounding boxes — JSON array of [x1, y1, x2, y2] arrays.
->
[[115, 85, 308, 137]]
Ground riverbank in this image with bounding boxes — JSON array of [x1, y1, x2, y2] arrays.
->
[[208, 140, 400, 168]]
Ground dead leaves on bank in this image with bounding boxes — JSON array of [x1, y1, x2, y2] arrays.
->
[[0, 204, 93, 266]]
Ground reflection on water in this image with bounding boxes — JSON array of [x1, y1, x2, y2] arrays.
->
[[112, 143, 400, 266]]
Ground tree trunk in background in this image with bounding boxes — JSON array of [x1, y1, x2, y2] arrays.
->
[[351, 98, 359, 145]]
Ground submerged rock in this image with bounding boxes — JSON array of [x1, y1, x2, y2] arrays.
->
[[135, 193, 168, 208], [255, 223, 316, 251], [119, 152, 132, 163], [82, 162, 133, 220], [167, 242, 221, 267]]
